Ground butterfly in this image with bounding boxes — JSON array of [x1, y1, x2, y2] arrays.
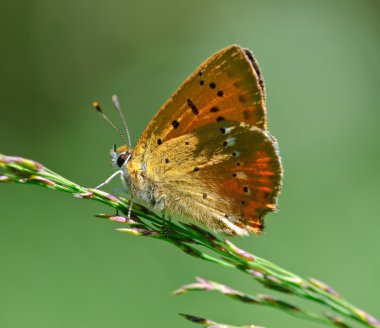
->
[[95, 45, 282, 236]]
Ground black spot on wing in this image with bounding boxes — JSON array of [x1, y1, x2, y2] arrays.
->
[[187, 99, 199, 115], [172, 120, 179, 129]]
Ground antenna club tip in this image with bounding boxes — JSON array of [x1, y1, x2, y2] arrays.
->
[[92, 101, 102, 112]]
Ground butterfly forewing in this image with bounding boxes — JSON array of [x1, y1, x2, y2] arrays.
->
[[133, 45, 267, 163], [144, 122, 282, 235]]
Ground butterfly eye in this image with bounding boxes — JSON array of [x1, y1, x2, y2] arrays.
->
[[116, 153, 129, 168]]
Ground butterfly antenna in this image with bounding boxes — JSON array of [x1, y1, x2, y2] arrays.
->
[[112, 95, 132, 148], [92, 101, 129, 147]]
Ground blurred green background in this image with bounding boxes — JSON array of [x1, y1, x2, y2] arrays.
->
[[1, 1, 379, 327]]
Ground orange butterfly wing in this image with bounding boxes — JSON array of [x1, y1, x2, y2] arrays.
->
[[133, 45, 267, 162], [144, 122, 282, 235], [128, 45, 282, 235]]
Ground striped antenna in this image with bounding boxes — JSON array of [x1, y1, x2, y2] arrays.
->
[[92, 101, 129, 147], [112, 95, 132, 148]]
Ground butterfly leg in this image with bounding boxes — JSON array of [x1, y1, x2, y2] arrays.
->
[[127, 180, 134, 219], [127, 198, 134, 219], [94, 170, 122, 189], [111, 187, 128, 217]]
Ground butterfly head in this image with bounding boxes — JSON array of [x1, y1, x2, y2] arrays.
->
[[111, 144, 132, 169]]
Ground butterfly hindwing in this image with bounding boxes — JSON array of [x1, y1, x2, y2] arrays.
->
[[144, 122, 282, 235]]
